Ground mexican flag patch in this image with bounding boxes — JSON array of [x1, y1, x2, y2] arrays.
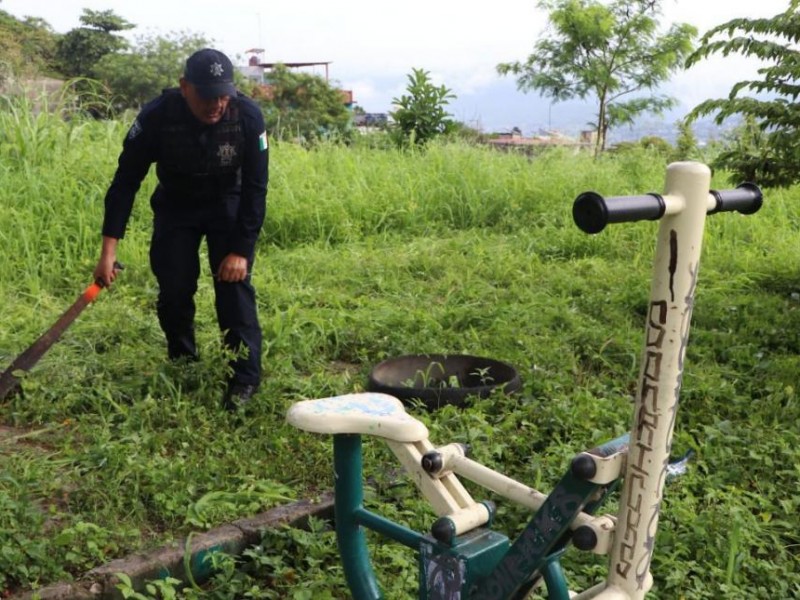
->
[[258, 131, 268, 151]]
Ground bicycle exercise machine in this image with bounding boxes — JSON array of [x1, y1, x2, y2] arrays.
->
[[287, 162, 762, 599]]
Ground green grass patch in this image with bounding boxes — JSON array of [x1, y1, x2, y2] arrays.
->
[[1, 102, 799, 598]]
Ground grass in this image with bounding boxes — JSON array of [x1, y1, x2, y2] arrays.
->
[[1, 99, 799, 598]]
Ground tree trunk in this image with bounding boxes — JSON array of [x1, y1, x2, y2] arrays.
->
[[594, 99, 607, 158]]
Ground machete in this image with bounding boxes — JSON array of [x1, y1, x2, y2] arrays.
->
[[0, 264, 122, 401]]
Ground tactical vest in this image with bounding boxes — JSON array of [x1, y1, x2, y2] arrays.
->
[[156, 89, 245, 201]]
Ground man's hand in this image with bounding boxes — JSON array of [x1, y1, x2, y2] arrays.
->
[[94, 236, 120, 287], [217, 253, 248, 282]]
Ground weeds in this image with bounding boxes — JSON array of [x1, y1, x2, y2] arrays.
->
[[1, 95, 799, 597]]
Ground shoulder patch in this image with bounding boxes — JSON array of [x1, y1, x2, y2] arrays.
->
[[258, 131, 268, 151], [127, 118, 143, 140]]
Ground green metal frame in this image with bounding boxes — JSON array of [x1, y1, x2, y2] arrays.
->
[[332, 433, 625, 599]]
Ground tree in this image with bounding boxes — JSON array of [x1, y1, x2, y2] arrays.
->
[[672, 117, 699, 162], [0, 10, 58, 81], [706, 115, 775, 186], [56, 9, 133, 78], [686, 0, 800, 187], [497, 0, 696, 154], [93, 31, 211, 109], [389, 67, 456, 148], [252, 64, 352, 143]]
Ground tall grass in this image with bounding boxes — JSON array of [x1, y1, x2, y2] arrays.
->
[[263, 141, 667, 248], [1, 96, 798, 598]]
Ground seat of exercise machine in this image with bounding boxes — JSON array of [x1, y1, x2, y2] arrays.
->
[[287, 392, 429, 442]]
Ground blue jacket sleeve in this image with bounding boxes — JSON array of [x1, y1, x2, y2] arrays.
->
[[228, 97, 269, 258]]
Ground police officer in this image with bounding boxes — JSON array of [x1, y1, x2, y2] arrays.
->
[[93, 48, 269, 410]]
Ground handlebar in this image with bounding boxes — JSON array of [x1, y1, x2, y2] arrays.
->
[[573, 182, 763, 234], [708, 183, 763, 215]]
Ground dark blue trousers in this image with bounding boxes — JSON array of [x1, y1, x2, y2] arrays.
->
[[149, 196, 262, 386]]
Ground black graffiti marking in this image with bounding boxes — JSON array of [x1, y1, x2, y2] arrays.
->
[[642, 351, 662, 383], [646, 301, 667, 347], [425, 551, 465, 599], [635, 503, 660, 590], [618, 295, 668, 581], [478, 486, 586, 598], [616, 474, 643, 579], [635, 388, 659, 448], [619, 256, 701, 587], [677, 260, 699, 374], [632, 257, 700, 589], [668, 229, 678, 302]]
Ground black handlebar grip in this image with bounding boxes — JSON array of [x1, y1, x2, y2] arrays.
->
[[573, 192, 666, 234], [709, 182, 762, 215]]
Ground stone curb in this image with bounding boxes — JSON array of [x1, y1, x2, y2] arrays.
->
[[14, 493, 334, 600]]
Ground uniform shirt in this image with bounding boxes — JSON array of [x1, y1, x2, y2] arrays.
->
[[101, 89, 269, 258]]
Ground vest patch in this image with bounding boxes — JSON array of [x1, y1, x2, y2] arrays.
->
[[217, 142, 237, 166], [127, 119, 143, 140]]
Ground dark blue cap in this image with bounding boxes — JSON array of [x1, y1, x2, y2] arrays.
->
[[184, 48, 236, 98]]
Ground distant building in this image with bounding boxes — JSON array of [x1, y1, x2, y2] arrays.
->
[[485, 127, 587, 151], [239, 48, 267, 83], [353, 113, 388, 128], [237, 51, 355, 110], [339, 89, 354, 110], [579, 130, 597, 145]]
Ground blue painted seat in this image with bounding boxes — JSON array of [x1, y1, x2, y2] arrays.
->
[[286, 392, 429, 443]]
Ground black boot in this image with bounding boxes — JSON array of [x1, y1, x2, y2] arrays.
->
[[222, 382, 258, 412]]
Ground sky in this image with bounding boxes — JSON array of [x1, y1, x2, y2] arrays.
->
[[1, 0, 793, 137]]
